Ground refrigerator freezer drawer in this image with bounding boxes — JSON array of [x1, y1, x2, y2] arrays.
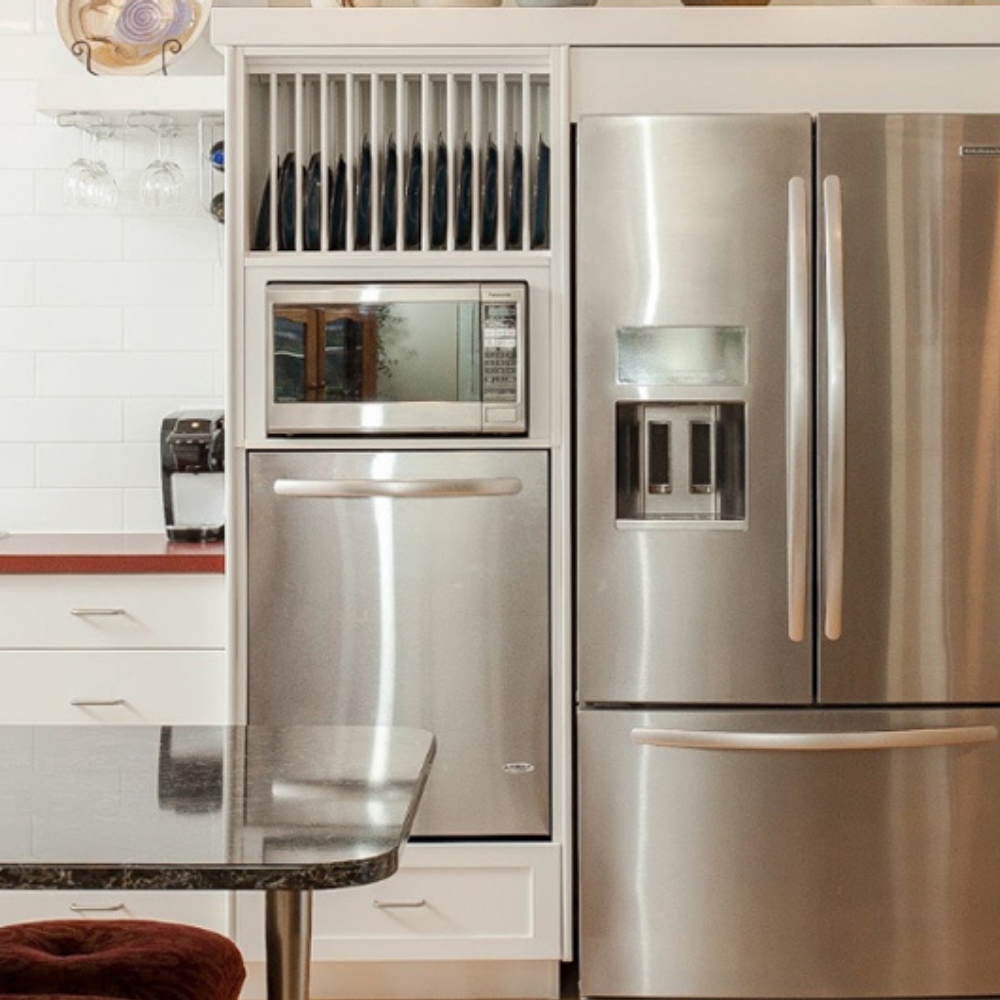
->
[[579, 707, 1000, 999]]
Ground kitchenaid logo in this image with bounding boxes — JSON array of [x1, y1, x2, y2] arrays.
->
[[960, 145, 1000, 157]]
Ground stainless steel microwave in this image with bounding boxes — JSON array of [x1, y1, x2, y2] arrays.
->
[[266, 282, 527, 436]]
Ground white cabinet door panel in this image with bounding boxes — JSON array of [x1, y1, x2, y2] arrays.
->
[[0, 650, 227, 724], [0, 889, 227, 933], [236, 844, 562, 962], [0, 575, 225, 650]]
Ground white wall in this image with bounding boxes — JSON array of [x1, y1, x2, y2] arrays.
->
[[0, 1, 225, 534]]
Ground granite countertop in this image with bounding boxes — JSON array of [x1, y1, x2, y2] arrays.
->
[[0, 724, 435, 891], [0, 534, 224, 575]]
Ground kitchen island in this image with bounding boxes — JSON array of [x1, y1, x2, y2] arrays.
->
[[0, 723, 435, 1000]]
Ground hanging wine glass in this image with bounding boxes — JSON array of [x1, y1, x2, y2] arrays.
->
[[59, 113, 118, 210], [136, 114, 187, 209], [86, 123, 119, 210]]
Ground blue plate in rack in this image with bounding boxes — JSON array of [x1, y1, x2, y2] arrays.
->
[[329, 155, 346, 251], [381, 135, 398, 248], [456, 139, 473, 248], [431, 135, 448, 248], [481, 137, 498, 248], [304, 152, 322, 252], [532, 138, 550, 249], [278, 152, 297, 252], [356, 136, 372, 250], [252, 165, 275, 251], [507, 139, 523, 247], [405, 135, 423, 249]]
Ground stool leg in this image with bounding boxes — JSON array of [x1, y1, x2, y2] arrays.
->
[[265, 887, 313, 1000]]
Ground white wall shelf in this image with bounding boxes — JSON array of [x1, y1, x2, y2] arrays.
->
[[36, 74, 224, 124]]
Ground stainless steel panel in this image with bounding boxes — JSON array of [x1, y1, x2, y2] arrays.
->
[[579, 706, 1000, 998], [247, 450, 549, 838], [576, 115, 813, 704], [817, 115, 1000, 703]]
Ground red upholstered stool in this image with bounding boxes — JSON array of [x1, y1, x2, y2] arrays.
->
[[0, 920, 246, 1000]]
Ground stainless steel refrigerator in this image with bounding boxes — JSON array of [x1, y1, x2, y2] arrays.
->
[[576, 114, 1000, 999]]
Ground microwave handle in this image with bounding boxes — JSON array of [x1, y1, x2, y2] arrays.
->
[[273, 477, 523, 499]]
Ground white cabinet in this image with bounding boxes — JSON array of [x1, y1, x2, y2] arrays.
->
[[0, 575, 227, 725], [236, 843, 562, 964], [0, 890, 228, 935], [235, 843, 563, 998], [0, 574, 225, 650], [0, 650, 225, 724], [0, 571, 228, 932]]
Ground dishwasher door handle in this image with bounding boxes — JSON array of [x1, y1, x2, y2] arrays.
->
[[273, 477, 523, 499], [631, 725, 999, 752]]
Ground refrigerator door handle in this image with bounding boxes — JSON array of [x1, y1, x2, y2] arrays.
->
[[787, 176, 809, 643], [823, 174, 847, 641], [273, 477, 524, 499], [630, 725, 998, 752]]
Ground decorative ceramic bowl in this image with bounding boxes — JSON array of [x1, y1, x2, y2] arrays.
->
[[57, 0, 210, 75]]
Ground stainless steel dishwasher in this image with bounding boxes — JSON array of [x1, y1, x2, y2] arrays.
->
[[247, 448, 550, 838]]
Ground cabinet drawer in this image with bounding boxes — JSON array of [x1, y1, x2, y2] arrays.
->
[[0, 890, 227, 933], [235, 843, 562, 962], [0, 650, 227, 724], [0, 575, 225, 650]]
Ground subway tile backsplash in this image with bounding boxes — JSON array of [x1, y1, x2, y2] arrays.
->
[[0, 22, 223, 532]]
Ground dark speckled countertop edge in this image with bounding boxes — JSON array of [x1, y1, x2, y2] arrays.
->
[[0, 534, 224, 575], [0, 852, 400, 892]]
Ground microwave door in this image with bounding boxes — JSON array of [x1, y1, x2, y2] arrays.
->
[[265, 283, 525, 436]]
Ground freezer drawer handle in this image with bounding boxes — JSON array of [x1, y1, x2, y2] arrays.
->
[[273, 478, 523, 499], [630, 725, 998, 752]]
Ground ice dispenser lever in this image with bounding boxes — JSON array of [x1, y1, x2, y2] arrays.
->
[[689, 421, 715, 495], [647, 422, 672, 494]]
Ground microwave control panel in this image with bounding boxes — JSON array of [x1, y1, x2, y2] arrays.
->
[[481, 284, 526, 433], [483, 302, 519, 402]]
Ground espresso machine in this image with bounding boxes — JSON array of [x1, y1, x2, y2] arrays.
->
[[160, 410, 225, 542]]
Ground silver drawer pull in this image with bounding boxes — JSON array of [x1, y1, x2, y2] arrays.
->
[[70, 608, 126, 617], [70, 698, 127, 708], [69, 903, 126, 913], [372, 899, 427, 909]]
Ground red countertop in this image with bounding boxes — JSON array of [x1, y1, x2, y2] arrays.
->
[[0, 534, 225, 575]]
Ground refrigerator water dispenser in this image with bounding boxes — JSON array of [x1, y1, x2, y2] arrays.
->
[[612, 324, 747, 522], [617, 401, 746, 521]]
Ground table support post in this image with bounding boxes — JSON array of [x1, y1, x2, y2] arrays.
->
[[265, 887, 313, 1000]]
